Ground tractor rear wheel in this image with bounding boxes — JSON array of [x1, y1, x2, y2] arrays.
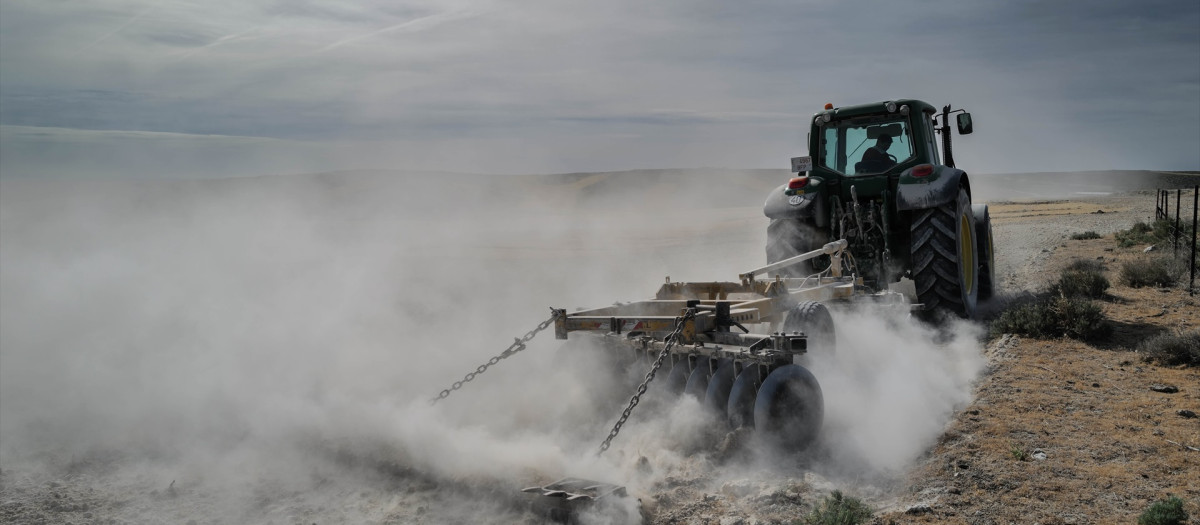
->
[[909, 188, 979, 318], [766, 218, 824, 277], [972, 204, 995, 301]]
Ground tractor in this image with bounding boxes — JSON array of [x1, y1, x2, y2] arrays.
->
[[764, 99, 994, 319]]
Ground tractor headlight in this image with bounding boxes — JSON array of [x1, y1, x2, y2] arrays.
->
[[821, 113, 831, 123], [886, 102, 897, 113], [900, 104, 910, 116]]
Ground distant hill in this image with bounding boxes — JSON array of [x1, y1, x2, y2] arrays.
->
[[4, 169, 1195, 218]]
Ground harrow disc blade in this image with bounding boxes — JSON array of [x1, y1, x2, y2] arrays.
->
[[684, 358, 729, 402], [704, 361, 737, 417], [662, 358, 691, 396], [683, 365, 710, 401], [753, 364, 824, 449], [726, 365, 762, 429]]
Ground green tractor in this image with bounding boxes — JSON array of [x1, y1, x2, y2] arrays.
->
[[764, 99, 994, 319]]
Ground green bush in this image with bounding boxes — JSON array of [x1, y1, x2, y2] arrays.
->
[[801, 490, 872, 525], [1139, 331, 1200, 367], [1055, 297, 1112, 340], [991, 298, 1059, 338], [1009, 442, 1029, 461], [1070, 231, 1101, 240], [1138, 495, 1189, 525], [1116, 221, 1160, 247], [1115, 219, 1191, 248], [1120, 257, 1184, 288], [1052, 259, 1110, 298], [1116, 221, 1156, 247], [991, 296, 1111, 341]]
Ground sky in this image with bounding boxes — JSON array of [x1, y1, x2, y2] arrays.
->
[[1, 0, 1198, 178]]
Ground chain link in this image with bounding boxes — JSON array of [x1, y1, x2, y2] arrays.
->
[[598, 309, 695, 455], [429, 309, 561, 406]]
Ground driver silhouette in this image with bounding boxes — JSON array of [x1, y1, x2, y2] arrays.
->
[[860, 134, 897, 171]]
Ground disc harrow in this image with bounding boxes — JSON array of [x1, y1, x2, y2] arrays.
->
[[431, 238, 913, 522]]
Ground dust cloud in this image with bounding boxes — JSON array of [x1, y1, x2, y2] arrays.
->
[[0, 171, 985, 523]]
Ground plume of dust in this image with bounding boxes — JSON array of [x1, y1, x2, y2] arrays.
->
[[0, 174, 683, 523], [811, 306, 986, 478]]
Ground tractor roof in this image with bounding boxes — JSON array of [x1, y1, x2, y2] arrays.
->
[[818, 99, 937, 120]]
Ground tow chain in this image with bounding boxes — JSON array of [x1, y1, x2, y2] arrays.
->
[[429, 309, 562, 406], [598, 309, 696, 455]]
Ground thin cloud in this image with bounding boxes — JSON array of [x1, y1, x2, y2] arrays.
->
[[74, 4, 156, 56], [0, 0, 1196, 175], [315, 8, 484, 53]]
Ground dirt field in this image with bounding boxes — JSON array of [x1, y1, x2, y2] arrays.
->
[[2, 175, 1198, 525], [873, 193, 1200, 525]]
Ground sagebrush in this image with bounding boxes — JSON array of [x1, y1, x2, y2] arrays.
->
[[1139, 331, 1200, 367], [991, 264, 1112, 340], [1120, 256, 1184, 288], [1138, 495, 1189, 525], [1052, 259, 1109, 298], [801, 490, 872, 525], [1115, 219, 1179, 248]]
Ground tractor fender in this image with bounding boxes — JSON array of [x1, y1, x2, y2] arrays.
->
[[895, 166, 971, 211], [763, 182, 829, 227]]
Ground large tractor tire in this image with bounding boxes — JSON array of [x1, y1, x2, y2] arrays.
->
[[972, 204, 996, 301], [780, 301, 836, 356], [766, 218, 824, 277], [909, 188, 979, 319]]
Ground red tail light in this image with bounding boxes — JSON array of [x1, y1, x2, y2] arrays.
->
[[788, 177, 809, 189], [912, 164, 934, 177]]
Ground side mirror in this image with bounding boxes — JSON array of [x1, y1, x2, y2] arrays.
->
[[957, 113, 974, 135]]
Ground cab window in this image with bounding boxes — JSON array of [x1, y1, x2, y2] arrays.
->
[[818, 115, 915, 175]]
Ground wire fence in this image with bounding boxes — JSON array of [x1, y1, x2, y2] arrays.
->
[[1154, 186, 1198, 294]]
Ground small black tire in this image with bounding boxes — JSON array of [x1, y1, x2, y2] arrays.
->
[[781, 301, 836, 355], [972, 203, 995, 301]]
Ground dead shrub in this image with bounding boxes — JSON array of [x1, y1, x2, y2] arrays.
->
[[1120, 256, 1185, 288], [1139, 331, 1200, 368], [1052, 259, 1109, 298], [990, 295, 1111, 341]]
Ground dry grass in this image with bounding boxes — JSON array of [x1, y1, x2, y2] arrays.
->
[[879, 226, 1200, 525]]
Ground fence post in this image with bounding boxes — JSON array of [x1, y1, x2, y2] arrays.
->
[[1191, 185, 1197, 295], [1175, 189, 1182, 254]]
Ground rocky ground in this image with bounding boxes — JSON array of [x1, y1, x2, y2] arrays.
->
[[2, 187, 1198, 525]]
